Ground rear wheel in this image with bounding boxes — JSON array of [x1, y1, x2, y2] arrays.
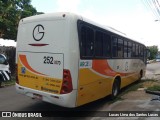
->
[[111, 78, 120, 99]]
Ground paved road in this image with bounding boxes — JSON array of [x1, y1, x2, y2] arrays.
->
[[0, 85, 113, 120], [146, 62, 160, 74], [144, 62, 160, 79], [1, 63, 160, 120], [0, 85, 110, 111]]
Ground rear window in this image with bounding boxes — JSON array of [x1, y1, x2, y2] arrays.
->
[[0, 55, 6, 64]]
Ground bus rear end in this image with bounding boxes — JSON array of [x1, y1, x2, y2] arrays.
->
[[16, 13, 79, 107]]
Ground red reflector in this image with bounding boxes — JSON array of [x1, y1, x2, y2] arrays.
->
[[60, 69, 73, 94], [28, 43, 49, 46]]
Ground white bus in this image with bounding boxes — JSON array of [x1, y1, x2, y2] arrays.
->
[[16, 12, 148, 108]]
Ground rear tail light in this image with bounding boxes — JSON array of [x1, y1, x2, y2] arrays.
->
[[16, 64, 19, 84], [60, 69, 73, 94]]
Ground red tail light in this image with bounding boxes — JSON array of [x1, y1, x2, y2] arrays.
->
[[16, 64, 19, 84], [60, 69, 73, 94]]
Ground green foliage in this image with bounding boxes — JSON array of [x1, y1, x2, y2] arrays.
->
[[4, 79, 15, 86], [0, 0, 44, 40], [147, 45, 158, 60], [147, 85, 160, 91]]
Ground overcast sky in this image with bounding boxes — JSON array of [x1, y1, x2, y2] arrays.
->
[[31, 0, 160, 49]]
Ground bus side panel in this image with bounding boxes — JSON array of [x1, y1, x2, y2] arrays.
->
[[120, 73, 139, 89], [76, 68, 113, 107], [76, 59, 146, 106], [76, 60, 115, 106], [107, 59, 145, 89]]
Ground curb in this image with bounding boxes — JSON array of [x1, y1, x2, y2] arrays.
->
[[145, 90, 160, 96]]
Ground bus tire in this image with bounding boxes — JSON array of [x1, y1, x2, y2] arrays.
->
[[111, 78, 120, 99]]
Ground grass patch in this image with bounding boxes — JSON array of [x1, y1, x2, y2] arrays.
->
[[147, 85, 160, 91], [126, 82, 143, 91], [120, 81, 143, 95], [109, 81, 143, 103], [4, 79, 15, 86], [1, 77, 16, 86]]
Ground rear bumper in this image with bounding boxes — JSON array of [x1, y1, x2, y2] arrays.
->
[[15, 83, 77, 108]]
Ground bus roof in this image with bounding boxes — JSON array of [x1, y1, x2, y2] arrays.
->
[[19, 12, 81, 25], [81, 15, 144, 46], [20, 12, 145, 46]]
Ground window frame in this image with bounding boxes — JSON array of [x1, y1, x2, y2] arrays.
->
[[78, 20, 112, 59], [77, 20, 146, 60]]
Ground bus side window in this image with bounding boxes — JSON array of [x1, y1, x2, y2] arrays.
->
[[112, 37, 118, 57], [136, 44, 139, 57], [132, 43, 136, 57], [140, 46, 144, 58], [118, 38, 123, 58], [95, 31, 103, 56], [128, 41, 132, 58], [81, 26, 94, 57], [95, 31, 111, 58], [81, 26, 86, 56], [103, 33, 111, 57], [124, 40, 128, 58], [139, 45, 141, 58]]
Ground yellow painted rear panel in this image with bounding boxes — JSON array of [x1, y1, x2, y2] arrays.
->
[[18, 57, 62, 94], [76, 68, 113, 106]]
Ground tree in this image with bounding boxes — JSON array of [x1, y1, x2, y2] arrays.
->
[[147, 45, 158, 60], [0, 0, 43, 40]]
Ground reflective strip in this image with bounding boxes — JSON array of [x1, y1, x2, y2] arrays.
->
[[3, 71, 10, 80], [0, 71, 11, 81], [0, 71, 6, 81]]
